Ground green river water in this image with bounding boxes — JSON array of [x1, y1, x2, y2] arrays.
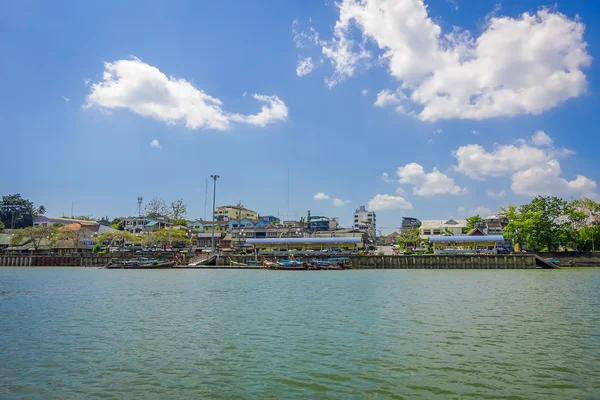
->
[[1, 267, 599, 399]]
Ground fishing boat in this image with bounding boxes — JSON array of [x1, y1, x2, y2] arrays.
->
[[106, 258, 175, 269], [276, 259, 307, 270]]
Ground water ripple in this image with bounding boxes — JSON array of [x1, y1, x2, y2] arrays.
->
[[1, 268, 600, 399]]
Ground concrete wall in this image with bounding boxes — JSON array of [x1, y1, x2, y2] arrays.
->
[[535, 252, 600, 266]]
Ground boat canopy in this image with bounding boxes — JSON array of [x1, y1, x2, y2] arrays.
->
[[246, 237, 361, 245], [428, 235, 505, 243]]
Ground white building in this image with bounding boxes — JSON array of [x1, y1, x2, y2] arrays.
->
[[419, 219, 467, 238], [353, 206, 376, 238]]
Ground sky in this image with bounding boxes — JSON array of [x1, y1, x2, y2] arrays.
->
[[1, 0, 600, 233]]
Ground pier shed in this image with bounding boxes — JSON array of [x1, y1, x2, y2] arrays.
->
[[246, 237, 362, 253], [429, 235, 505, 254]]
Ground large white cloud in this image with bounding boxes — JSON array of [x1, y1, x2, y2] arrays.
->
[[397, 163, 463, 197], [313, 0, 591, 121], [368, 194, 413, 211], [85, 57, 288, 130], [512, 160, 597, 197], [313, 192, 330, 200], [454, 131, 597, 197]]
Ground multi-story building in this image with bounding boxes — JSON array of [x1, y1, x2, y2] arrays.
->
[[400, 217, 421, 232], [213, 203, 258, 221], [419, 219, 467, 237], [353, 206, 376, 238], [485, 214, 509, 235], [231, 226, 304, 247], [122, 217, 170, 235]]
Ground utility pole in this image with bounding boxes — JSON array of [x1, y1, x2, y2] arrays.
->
[[210, 174, 220, 251]]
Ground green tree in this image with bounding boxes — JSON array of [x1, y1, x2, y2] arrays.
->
[[173, 219, 188, 227], [169, 199, 187, 220], [502, 196, 585, 251], [397, 227, 420, 249], [145, 197, 168, 219], [306, 210, 311, 231], [465, 215, 483, 231], [110, 217, 125, 231], [10, 225, 58, 251], [37, 205, 46, 215], [151, 228, 190, 248], [94, 231, 136, 246], [57, 226, 85, 249], [0, 194, 38, 229]]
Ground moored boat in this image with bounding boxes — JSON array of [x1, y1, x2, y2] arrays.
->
[[106, 258, 175, 269]]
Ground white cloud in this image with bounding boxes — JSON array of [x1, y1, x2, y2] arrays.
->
[[85, 57, 288, 130], [395, 187, 405, 195], [242, 91, 247, 97], [397, 163, 463, 197], [333, 198, 350, 206], [83, 78, 91, 85], [457, 206, 466, 216], [433, 128, 442, 135], [368, 194, 413, 211], [471, 130, 478, 135], [361, 89, 369, 95], [511, 160, 597, 197], [454, 131, 579, 181], [531, 130, 553, 147], [296, 57, 315, 77], [62, 96, 71, 102], [473, 206, 492, 217], [151, 139, 161, 149], [381, 172, 393, 183], [316, 1, 591, 121], [314, 192, 329, 200], [487, 189, 507, 197], [427, 138, 434, 145], [454, 143, 549, 180]]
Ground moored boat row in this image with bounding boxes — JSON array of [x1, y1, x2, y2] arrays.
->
[[261, 256, 352, 271]]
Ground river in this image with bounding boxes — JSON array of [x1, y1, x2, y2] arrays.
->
[[1, 267, 599, 399]]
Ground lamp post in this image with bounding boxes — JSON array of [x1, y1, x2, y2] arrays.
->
[[210, 174, 220, 251]]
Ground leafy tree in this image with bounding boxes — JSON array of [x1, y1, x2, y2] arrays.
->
[[94, 231, 136, 246], [0, 194, 37, 229], [503, 196, 586, 251], [10, 225, 58, 251], [169, 199, 187, 220], [110, 217, 125, 231], [145, 197, 168, 219], [57, 226, 85, 249], [61, 215, 94, 221], [37, 205, 46, 215], [150, 228, 190, 248], [306, 210, 311, 231], [0, 221, 4, 233], [397, 227, 420, 250], [174, 219, 188, 227], [465, 215, 483, 231]]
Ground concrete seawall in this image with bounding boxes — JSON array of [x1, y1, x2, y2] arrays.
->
[[0, 254, 569, 269], [224, 254, 542, 269]]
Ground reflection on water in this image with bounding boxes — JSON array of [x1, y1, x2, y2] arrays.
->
[[1, 268, 599, 399]]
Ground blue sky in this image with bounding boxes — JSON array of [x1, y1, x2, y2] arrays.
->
[[1, 0, 599, 233]]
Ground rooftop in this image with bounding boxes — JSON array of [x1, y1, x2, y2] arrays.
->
[[429, 235, 505, 243], [246, 237, 361, 245], [420, 219, 467, 229]]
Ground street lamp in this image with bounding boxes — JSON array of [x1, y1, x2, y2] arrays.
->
[[210, 174, 220, 251]]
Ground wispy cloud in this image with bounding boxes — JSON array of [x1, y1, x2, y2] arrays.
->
[[62, 96, 71, 102], [333, 198, 350, 206], [151, 139, 161, 149], [314, 192, 329, 200]]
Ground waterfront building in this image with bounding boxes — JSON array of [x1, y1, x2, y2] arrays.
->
[[144, 218, 172, 233], [123, 217, 146, 235], [429, 235, 505, 254], [231, 226, 304, 247], [194, 232, 226, 248], [400, 217, 421, 232], [281, 220, 301, 228], [353, 206, 376, 239], [419, 219, 467, 237], [214, 203, 258, 221], [34, 215, 98, 227]]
